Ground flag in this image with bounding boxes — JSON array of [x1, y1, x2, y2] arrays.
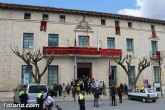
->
[[108, 59, 112, 76]]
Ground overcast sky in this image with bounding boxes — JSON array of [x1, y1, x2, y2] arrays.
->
[[0, 0, 165, 20]]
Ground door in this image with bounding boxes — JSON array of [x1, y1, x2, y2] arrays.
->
[[77, 63, 92, 80]]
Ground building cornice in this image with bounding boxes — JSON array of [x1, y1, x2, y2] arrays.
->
[[1, 2, 165, 25]]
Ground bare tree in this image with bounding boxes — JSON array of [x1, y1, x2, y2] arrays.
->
[[112, 55, 150, 88], [11, 46, 54, 83]]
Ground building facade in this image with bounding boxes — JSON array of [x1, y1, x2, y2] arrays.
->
[[0, 3, 165, 91]]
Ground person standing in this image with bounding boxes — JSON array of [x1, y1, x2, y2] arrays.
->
[[76, 81, 81, 94], [93, 88, 100, 107], [124, 83, 128, 95], [102, 81, 106, 95], [62, 83, 66, 97], [117, 86, 122, 103], [37, 91, 44, 109], [58, 84, 62, 96], [66, 83, 71, 95], [78, 91, 86, 110], [19, 85, 28, 110], [110, 85, 117, 106], [54, 84, 58, 97]]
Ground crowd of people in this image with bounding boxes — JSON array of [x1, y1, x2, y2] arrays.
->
[[50, 78, 107, 98], [48, 78, 129, 109], [18, 78, 129, 110]]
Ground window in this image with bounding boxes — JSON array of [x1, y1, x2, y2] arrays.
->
[[48, 66, 58, 85], [78, 35, 89, 47], [101, 19, 106, 25], [128, 22, 132, 28], [129, 66, 135, 84], [28, 85, 47, 93], [107, 37, 115, 49], [48, 34, 59, 46], [126, 38, 134, 52], [154, 66, 159, 83], [59, 15, 65, 22], [151, 41, 157, 57], [22, 65, 32, 84], [23, 33, 34, 48], [24, 13, 31, 19], [42, 14, 49, 20]]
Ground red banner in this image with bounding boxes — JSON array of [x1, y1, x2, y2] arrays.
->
[[115, 26, 120, 35], [40, 21, 47, 32], [152, 31, 156, 38], [156, 51, 160, 59]]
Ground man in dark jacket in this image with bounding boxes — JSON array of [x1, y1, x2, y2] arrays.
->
[[94, 88, 100, 107], [110, 85, 117, 106], [19, 85, 28, 110], [117, 87, 122, 103]]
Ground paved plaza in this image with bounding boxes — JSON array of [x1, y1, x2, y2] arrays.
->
[[0, 98, 164, 110]]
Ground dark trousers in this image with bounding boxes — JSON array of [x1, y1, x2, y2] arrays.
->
[[119, 95, 122, 103], [20, 99, 27, 110], [67, 90, 70, 95], [59, 90, 62, 96], [111, 96, 116, 106], [86, 88, 90, 95], [79, 100, 86, 110]]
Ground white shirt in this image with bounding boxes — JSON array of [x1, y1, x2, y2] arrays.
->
[[95, 81, 100, 88], [45, 96, 54, 105]]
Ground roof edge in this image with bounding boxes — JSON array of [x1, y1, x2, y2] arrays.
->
[[0, 2, 165, 25]]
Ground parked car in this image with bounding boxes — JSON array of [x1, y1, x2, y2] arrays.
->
[[13, 83, 48, 104], [128, 88, 158, 102]]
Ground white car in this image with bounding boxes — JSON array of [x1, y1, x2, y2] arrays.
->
[[128, 88, 158, 102], [13, 84, 48, 104]]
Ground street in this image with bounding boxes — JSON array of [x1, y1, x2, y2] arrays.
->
[[0, 98, 164, 110]]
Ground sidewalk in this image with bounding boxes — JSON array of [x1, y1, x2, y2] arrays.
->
[[0, 91, 164, 103], [0, 91, 127, 103]]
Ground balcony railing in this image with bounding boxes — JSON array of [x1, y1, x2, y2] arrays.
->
[[43, 47, 122, 57]]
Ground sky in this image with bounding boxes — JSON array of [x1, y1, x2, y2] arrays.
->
[[0, 0, 165, 20]]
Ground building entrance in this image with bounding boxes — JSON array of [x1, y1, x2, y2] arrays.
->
[[77, 68, 90, 79], [77, 63, 92, 80]]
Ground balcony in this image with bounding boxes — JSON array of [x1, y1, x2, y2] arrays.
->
[[43, 47, 122, 57], [150, 51, 164, 60]]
